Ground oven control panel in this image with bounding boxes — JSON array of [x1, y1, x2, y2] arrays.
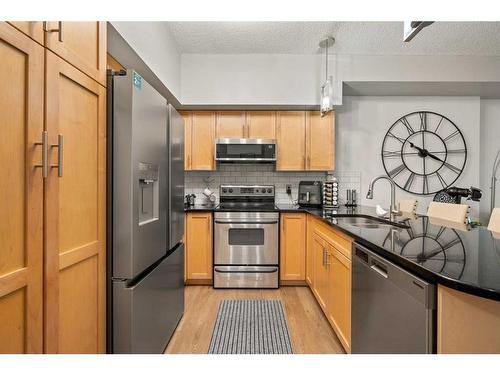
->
[[220, 185, 275, 197]]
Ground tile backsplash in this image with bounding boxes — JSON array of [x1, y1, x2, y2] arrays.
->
[[185, 164, 361, 206]]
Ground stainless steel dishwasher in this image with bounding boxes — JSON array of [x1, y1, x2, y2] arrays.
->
[[352, 243, 436, 353]]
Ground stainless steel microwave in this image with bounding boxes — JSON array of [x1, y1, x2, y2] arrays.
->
[[215, 138, 276, 163]]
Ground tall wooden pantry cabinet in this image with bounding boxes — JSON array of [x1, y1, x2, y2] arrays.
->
[[0, 21, 106, 354]]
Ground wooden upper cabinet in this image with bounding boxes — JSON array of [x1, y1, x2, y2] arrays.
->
[[45, 22, 106, 86], [280, 213, 306, 282], [307, 111, 335, 171], [185, 212, 213, 282], [216, 111, 246, 138], [246, 111, 276, 139], [191, 112, 216, 170], [8, 21, 44, 45], [276, 111, 306, 171], [0, 22, 44, 354], [180, 111, 193, 170], [44, 51, 106, 353]]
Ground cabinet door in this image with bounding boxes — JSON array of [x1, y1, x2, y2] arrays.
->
[[180, 111, 192, 170], [327, 246, 352, 353], [305, 215, 315, 287], [191, 112, 215, 170], [8, 21, 44, 45], [246, 111, 276, 139], [312, 233, 328, 311], [280, 213, 306, 281], [216, 111, 246, 138], [276, 111, 306, 170], [0, 22, 44, 354], [45, 22, 106, 86], [186, 213, 213, 281], [306, 111, 335, 171], [44, 51, 106, 353]]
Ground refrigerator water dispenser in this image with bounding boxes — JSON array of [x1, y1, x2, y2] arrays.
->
[[138, 162, 159, 225]]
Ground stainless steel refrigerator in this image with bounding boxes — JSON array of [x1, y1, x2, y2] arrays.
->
[[107, 70, 184, 353]]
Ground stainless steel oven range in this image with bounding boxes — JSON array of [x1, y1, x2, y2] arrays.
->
[[214, 185, 279, 288]]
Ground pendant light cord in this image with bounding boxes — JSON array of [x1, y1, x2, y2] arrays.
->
[[325, 42, 328, 81]]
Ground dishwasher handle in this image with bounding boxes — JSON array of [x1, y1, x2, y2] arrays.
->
[[370, 261, 388, 278]]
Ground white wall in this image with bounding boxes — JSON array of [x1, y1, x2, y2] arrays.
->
[[181, 54, 322, 106], [180, 54, 500, 106], [111, 22, 182, 99], [335, 96, 481, 217], [479, 100, 500, 222]]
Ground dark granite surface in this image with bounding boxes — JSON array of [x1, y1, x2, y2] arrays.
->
[[184, 203, 500, 301], [277, 204, 500, 301]]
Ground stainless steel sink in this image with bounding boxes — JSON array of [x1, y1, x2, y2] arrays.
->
[[335, 215, 409, 229]]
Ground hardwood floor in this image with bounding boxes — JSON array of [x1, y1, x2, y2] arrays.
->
[[165, 286, 345, 354]]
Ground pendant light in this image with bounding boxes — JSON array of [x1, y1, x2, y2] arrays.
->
[[319, 37, 335, 117]]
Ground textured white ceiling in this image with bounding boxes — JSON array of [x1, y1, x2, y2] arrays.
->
[[167, 21, 500, 56]]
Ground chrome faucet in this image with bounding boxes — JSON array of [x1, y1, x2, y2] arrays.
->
[[366, 175, 401, 220]]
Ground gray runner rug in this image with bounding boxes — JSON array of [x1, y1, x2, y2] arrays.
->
[[208, 299, 293, 354]]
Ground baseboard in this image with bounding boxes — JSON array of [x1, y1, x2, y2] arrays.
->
[[185, 279, 212, 286], [280, 280, 307, 286]]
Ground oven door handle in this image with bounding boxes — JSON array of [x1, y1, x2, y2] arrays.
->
[[214, 220, 278, 225], [214, 267, 278, 274]]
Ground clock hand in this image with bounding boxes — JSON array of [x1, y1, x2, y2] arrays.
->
[[409, 142, 446, 163], [426, 152, 446, 163], [409, 142, 426, 155]]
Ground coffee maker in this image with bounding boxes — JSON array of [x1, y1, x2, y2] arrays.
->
[[298, 181, 323, 208]]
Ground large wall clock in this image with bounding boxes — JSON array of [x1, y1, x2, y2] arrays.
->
[[381, 111, 467, 195]]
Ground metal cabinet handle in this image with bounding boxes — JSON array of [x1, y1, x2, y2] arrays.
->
[[325, 252, 331, 267], [34, 131, 49, 178], [43, 21, 63, 42], [50, 134, 63, 177]]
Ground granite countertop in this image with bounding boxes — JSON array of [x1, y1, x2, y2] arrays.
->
[[278, 204, 500, 301], [184, 203, 500, 301]]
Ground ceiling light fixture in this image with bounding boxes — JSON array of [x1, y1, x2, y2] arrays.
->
[[403, 21, 434, 42], [319, 37, 335, 117]]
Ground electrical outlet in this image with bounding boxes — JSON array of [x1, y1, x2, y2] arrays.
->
[[286, 184, 292, 195]]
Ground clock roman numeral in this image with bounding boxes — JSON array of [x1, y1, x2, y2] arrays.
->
[[444, 130, 460, 142], [382, 150, 403, 158], [435, 171, 448, 189], [423, 175, 429, 194], [404, 172, 416, 190], [442, 161, 462, 174], [434, 117, 444, 133], [387, 132, 406, 144], [419, 112, 427, 131], [388, 163, 406, 178], [399, 117, 415, 135]]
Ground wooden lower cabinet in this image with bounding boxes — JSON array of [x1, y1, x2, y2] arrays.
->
[[280, 213, 306, 282], [185, 212, 213, 284], [326, 246, 352, 353], [0, 22, 44, 353], [305, 216, 314, 287], [306, 215, 352, 353], [437, 285, 500, 353], [311, 231, 329, 311]]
